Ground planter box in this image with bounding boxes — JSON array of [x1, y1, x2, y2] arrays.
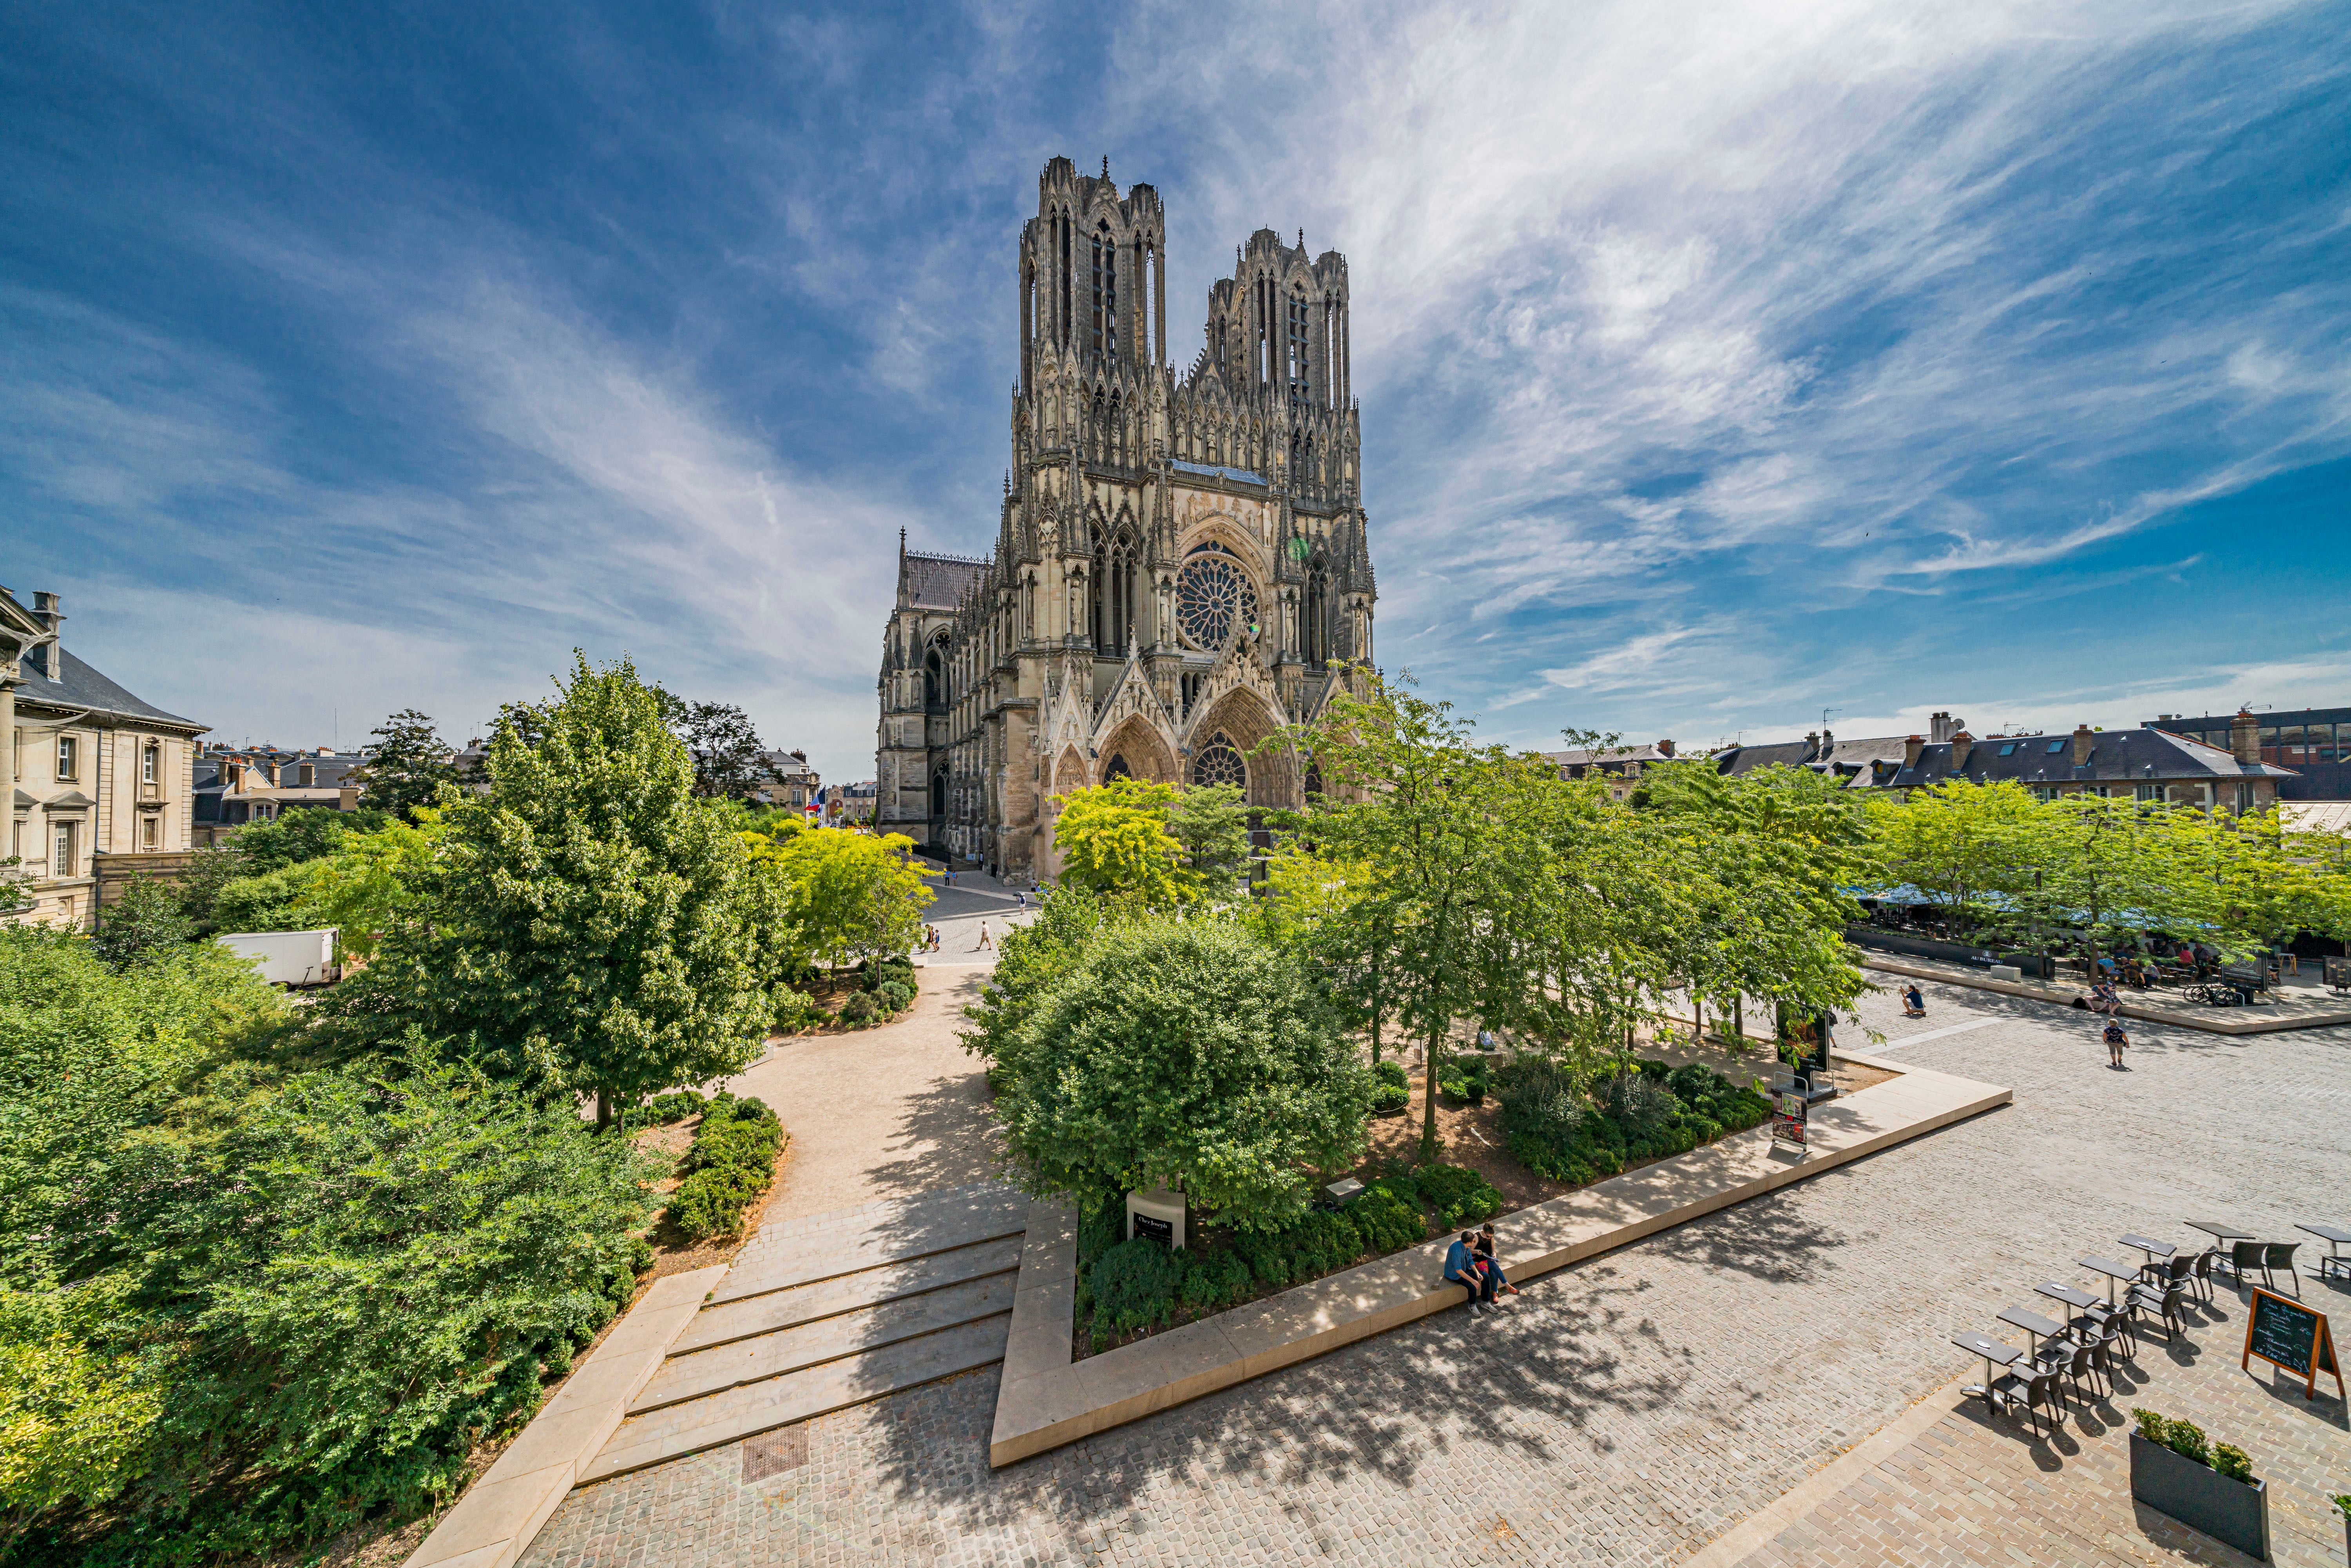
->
[[2129, 1432, 2269, 1561]]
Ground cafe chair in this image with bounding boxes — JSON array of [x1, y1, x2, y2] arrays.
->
[[1987, 1369, 2064, 1439], [2215, 1240, 2264, 1290], [2188, 1248, 2218, 1304], [2123, 1282, 2187, 1343], [2259, 1242, 2302, 1296]]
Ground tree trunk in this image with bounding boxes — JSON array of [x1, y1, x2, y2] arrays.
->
[[595, 1088, 613, 1132], [1733, 995, 1743, 1045], [1420, 1022, 1443, 1160], [1693, 996, 1704, 1046]]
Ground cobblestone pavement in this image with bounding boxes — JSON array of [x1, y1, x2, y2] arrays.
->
[[1730, 1282, 2350, 1568], [524, 978, 2350, 1568]]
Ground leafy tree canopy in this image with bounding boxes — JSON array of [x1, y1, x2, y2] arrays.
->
[[1052, 778, 1191, 906], [228, 806, 392, 875], [348, 653, 773, 1121], [741, 824, 932, 973], [991, 916, 1369, 1230], [1165, 782, 1252, 900], [655, 691, 784, 800], [354, 710, 457, 820]]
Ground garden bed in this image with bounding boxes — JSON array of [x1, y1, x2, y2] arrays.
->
[[1069, 1052, 1783, 1358]]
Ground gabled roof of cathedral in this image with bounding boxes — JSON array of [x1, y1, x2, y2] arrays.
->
[[902, 551, 986, 612]]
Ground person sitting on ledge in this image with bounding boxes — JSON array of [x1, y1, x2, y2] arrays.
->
[[1474, 1224, 1521, 1297], [1445, 1231, 1498, 1313]]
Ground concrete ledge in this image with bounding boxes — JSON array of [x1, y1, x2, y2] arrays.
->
[[987, 1056, 2009, 1467], [1859, 954, 2351, 1035], [403, 1264, 726, 1568]]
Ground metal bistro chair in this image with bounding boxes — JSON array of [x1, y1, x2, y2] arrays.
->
[[2124, 1281, 2188, 1343], [2188, 1248, 2218, 1304], [2215, 1239, 2265, 1290], [2154, 1252, 2196, 1300], [2047, 1336, 2103, 1407], [2083, 1297, 2136, 1358], [2259, 1242, 2302, 1297], [1987, 1367, 2065, 1439]]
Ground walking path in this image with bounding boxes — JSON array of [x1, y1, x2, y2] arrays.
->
[[525, 965, 2350, 1568]]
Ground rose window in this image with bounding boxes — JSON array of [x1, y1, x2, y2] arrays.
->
[[1176, 548, 1259, 650], [1191, 733, 1247, 789]]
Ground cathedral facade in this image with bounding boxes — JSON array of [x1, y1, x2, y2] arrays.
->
[[875, 157, 1377, 878]]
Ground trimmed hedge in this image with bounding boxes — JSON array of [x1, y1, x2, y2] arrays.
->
[[1373, 1163, 1501, 1229], [665, 1094, 785, 1241], [1498, 1056, 1770, 1185]]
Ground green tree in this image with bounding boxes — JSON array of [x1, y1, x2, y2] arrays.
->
[[959, 884, 1128, 1075], [208, 859, 332, 934], [228, 805, 392, 873], [355, 709, 457, 820], [744, 824, 933, 973], [1862, 777, 2037, 934], [353, 654, 773, 1124], [1052, 778, 1191, 905], [1166, 782, 1252, 900], [1286, 674, 1554, 1156], [991, 917, 1369, 1229], [654, 691, 784, 800], [297, 807, 449, 960], [89, 876, 196, 970]]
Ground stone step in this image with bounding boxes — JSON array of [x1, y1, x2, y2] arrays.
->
[[633, 1272, 1018, 1413], [729, 1185, 1025, 1260], [712, 1187, 1029, 1305], [672, 1234, 1023, 1355], [581, 1314, 1011, 1484]]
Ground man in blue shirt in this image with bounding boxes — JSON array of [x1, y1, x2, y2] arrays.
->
[[1445, 1231, 1498, 1311]]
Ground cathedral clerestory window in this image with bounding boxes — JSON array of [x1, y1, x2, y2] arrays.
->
[[1091, 223, 1117, 363]]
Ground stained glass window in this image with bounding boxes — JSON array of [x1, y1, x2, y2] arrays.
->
[[1176, 545, 1258, 649], [1192, 733, 1246, 789]]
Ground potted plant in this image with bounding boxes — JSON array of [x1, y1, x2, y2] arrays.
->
[[2128, 1409, 2268, 1561], [2331, 1494, 2349, 1564]]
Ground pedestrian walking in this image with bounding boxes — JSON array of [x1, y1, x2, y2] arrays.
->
[[2104, 1017, 2129, 1068], [977, 922, 992, 951], [1444, 1231, 1498, 1312]]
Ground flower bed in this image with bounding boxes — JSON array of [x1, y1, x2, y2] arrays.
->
[[1072, 1162, 1502, 1354], [1497, 1056, 1772, 1184]]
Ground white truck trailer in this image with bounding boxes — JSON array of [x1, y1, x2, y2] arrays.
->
[[217, 928, 339, 987]]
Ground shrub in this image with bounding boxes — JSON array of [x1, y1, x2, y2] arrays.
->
[[1347, 1185, 1426, 1251], [644, 1089, 708, 1124], [666, 1094, 785, 1241], [1371, 1082, 1410, 1115], [875, 979, 916, 1014], [2130, 1409, 2253, 1482], [1374, 1059, 1408, 1090], [1498, 1056, 1770, 1184], [1412, 1164, 1500, 1228], [2212, 1443, 2253, 1485], [1088, 1238, 1186, 1341], [839, 991, 878, 1025]]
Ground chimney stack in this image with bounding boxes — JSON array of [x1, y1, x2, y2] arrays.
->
[[1929, 711, 1953, 743], [1903, 734, 1925, 769], [1950, 731, 1974, 769], [1805, 731, 1820, 757], [2230, 709, 2260, 764], [2071, 724, 2096, 766], [1656, 738, 1674, 758], [298, 759, 315, 788]]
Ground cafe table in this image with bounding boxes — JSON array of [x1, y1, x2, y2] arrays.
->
[[2119, 1233, 2176, 1262], [2078, 1254, 2141, 1303], [1998, 1305, 2068, 1367], [2184, 1219, 2253, 1242], [1952, 1330, 2023, 1400], [2036, 1279, 2112, 1338], [2297, 1221, 2351, 1281]]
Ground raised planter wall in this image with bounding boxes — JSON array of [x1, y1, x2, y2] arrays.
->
[[2128, 1432, 2269, 1562]]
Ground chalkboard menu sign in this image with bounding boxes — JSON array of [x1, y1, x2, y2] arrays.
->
[[2240, 1287, 2344, 1400]]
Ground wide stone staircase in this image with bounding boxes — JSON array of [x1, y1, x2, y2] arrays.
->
[[580, 1181, 1030, 1483]]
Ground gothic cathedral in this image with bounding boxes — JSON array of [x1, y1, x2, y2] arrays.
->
[[875, 157, 1377, 878]]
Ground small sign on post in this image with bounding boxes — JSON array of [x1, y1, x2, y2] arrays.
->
[[1771, 1090, 1809, 1149]]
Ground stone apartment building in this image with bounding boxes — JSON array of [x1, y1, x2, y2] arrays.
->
[[193, 745, 364, 844], [3, 588, 207, 928], [877, 157, 1377, 875]]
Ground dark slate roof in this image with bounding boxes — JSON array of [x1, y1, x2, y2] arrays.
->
[[1712, 734, 1912, 781], [18, 645, 203, 730], [904, 553, 985, 612], [1545, 742, 1676, 770], [1887, 728, 2295, 790]]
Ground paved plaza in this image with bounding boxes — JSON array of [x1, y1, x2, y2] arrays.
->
[[524, 970, 2350, 1567]]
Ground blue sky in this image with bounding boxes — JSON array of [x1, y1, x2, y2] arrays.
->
[[5, 2, 2347, 781]]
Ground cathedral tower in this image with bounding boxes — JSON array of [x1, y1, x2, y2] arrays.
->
[[877, 158, 1377, 877]]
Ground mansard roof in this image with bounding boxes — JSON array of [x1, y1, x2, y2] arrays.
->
[[902, 552, 986, 612]]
